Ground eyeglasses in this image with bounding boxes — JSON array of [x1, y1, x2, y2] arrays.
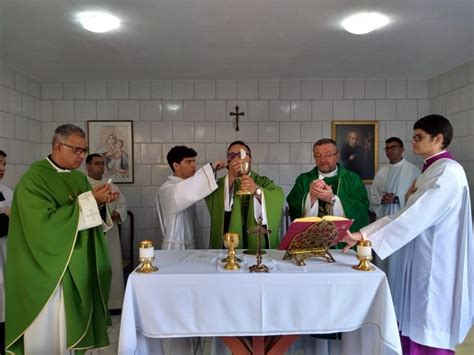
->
[[412, 134, 429, 142], [384, 145, 401, 151], [227, 151, 251, 160], [60, 143, 89, 155], [314, 152, 338, 160]]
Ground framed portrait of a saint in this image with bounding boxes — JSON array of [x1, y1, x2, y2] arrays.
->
[[331, 121, 378, 183], [87, 120, 134, 184]]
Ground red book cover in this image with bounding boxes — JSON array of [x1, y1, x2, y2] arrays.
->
[[278, 216, 354, 250]]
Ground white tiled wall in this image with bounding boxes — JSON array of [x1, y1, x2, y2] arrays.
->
[[2, 58, 473, 259], [0, 63, 42, 187], [428, 60, 474, 205]]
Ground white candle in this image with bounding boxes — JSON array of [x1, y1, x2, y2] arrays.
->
[[357, 245, 372, 257], [139, 247, 155, 259]]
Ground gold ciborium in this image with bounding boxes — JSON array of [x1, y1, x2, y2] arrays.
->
[[137, 240, 159, 273], [236, 160, 252, 196], [352, 239, 375, 272], [223, 233, 240, 270]]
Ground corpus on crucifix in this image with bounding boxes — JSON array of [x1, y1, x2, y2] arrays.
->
[[229, 105, 245, 132]]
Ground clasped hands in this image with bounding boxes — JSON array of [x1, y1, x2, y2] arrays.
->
[[310, 179, 334, 204], [92, 184, 119, 205]]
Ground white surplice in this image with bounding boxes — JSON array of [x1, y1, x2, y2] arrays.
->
[[158, 163, 217, 250], [368, 159, 420, 300], [87, 176, 127, 310], [361, 158, 474, 350], [0, 182, 12, 323]]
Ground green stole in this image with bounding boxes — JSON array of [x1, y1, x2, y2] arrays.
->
[[206, 172, 284, 249], [5, 159, 111, 354]]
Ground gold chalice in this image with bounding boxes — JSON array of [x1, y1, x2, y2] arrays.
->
[[137, 240, 159, 273], [352, 239, 375, 272], [223, 232, 240, 270], [236, 160, 252, 196]]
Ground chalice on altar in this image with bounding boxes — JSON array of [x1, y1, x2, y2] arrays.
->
[[236, 160, 252, 196], [137, 240, 159, 273], [223, 232, 240, 270], [352, 239, 375, 272]]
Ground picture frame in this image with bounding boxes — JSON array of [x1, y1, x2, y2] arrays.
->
[[331, 120, 378, 183], [87, 120, 134, 184]]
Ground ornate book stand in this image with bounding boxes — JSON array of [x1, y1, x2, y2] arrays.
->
[[283, 221, 338, 266]]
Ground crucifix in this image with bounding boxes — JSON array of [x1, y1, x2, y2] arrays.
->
[[229, 105, 245, 132]]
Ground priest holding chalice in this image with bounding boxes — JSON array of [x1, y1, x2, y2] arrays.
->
[[206, 141, 285, 252]]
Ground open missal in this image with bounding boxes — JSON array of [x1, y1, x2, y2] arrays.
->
[[278, 216, 353, 250]]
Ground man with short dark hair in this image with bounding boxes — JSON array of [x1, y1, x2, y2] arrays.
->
[[287, 138, 369, 234], [86, 153, 127, 312], [206, 141, 285, 250], [158, 145, 226, 250], [369, 137, 420, 301], [5, 124, 118, 354], [344, 114, 474, 354], [0, 149, 12, 352]]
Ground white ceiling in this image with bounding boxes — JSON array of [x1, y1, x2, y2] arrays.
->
[[1, 0, 473, 81]]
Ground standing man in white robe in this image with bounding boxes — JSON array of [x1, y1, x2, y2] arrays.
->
[[86, 153, 127, 312], [0, 149, 12, 352], [369, 137, 420, 297], [343, 114, 473, 354], [158, 145, 225, 249]]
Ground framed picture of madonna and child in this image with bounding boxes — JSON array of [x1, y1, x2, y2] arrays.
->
[[87, 120, 134, 183]]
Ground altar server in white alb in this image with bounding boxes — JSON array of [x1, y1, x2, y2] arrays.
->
[[86, 153, 127, 311], [369, 137, 420, 295], [343, 114, 473, 354], [158, 145, 226, 249]]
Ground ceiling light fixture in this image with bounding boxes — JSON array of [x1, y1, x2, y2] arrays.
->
[[77, 11, 121, 33], [341, 12, 389, 35]]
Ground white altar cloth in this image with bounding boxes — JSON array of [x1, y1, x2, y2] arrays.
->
[[118, 250, 402, 355]]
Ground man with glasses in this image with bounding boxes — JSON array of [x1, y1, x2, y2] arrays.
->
[[86, 153, 127, 313], [287, 138, 369, 236], [206, 140, 285, 250], [343, 115, 473, 354], [369, 137, 420, 294], [5, 124, 119, 354]]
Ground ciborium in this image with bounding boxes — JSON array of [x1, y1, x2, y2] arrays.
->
[[223, 232, 240, 270], [236, 160, 252, 196], [136, 240, 159, 273], [352, 239, 375, 272]]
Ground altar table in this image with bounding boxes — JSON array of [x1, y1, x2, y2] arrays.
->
[[118, 250, 402, 354]]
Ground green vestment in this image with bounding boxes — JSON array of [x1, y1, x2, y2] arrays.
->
[[206, 172, 284, 249], [286, 165, 369, 232], [5, 159, 112, 354]]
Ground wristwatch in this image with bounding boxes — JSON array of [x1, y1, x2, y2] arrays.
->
[[255, 187, 263, 197], [329, 196, 337, 205]]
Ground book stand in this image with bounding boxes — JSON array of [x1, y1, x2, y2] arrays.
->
[[283, 220, 338, 266]]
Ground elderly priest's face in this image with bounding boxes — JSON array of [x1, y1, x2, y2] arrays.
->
[[313, 143, 339, 173], [56, 134, 89, 170]]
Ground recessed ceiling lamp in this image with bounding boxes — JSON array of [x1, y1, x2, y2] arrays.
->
[[77, 11, 121, 33], [341, 12, 389, 35]]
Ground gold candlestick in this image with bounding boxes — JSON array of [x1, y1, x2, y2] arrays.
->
[[352, 239, 375, 272], [137, 240, 159, 273], [223, 233, 241, 270]]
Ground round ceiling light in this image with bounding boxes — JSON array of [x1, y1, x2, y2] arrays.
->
[[341, 12, 389, 35], [77, 11, 121, 33]]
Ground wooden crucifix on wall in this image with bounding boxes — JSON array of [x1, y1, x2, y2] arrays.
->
[[229, 105, 245, 132]]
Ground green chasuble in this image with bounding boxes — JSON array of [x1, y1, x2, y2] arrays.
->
[[5, 159, 112, 354], [206, 171, 284, 249], [286, 164, 369, 232]]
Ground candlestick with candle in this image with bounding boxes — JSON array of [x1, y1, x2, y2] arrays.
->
[[137, 240, 159, 273], [352, 239, 375, 271]]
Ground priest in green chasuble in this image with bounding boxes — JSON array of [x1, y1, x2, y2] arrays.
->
[[5, 124, 119, 354], [287, 138, 369, 235], [206, 141, 284, 250]]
